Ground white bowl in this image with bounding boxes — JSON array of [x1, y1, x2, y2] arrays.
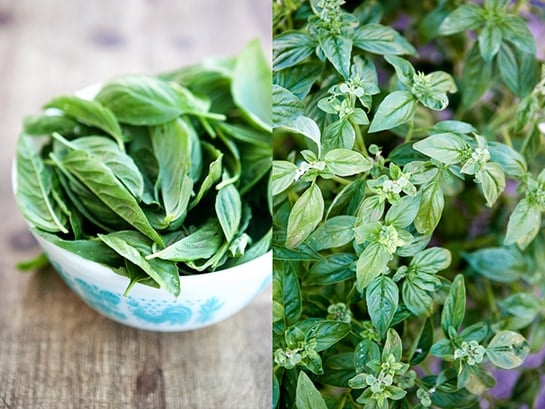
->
[[34, 232, 272, 331]]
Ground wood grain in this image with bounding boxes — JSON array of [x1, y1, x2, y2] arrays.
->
[[0, 1, 271, 408]]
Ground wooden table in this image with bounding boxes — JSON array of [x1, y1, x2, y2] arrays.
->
[[0, 1, 271, 408]]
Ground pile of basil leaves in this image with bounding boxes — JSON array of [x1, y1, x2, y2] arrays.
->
[[15, 40, 272, 297]]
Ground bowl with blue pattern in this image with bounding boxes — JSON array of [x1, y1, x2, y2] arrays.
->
[[34, 233, 272, 331]]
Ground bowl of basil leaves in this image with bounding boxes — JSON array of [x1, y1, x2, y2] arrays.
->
[[13, 40, 272, 331]]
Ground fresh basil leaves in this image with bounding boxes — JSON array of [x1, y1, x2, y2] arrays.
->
[[15, 41, 271, 297]]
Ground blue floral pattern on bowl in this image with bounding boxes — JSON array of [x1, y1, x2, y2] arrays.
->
[[50, 260, 226, 328]]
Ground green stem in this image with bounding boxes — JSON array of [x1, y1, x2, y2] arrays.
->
[[484, 279, 499, 320], [513, 0, 525, 13], [337, 390, 349, 409], [332, 175, 352, 185], [350, 117, 368, 156], [502, 129, 513, 149], [405, 118, 415, 143]]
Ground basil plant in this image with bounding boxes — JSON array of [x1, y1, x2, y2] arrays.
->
[[273, 1, 545, 408]]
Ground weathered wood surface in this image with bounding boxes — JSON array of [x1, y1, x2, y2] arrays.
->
[[0, 0, 271, 408]]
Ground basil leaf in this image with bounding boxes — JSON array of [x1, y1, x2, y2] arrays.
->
[[499, 16, 536, 55], [61, 149, 163, 245], [96, 75, 183, 125], [295, 371, 328, 409], [15, 135, 68, 233], [356, 242, 391, 291], [44, 95, 125, 149], [478, 24, 502, 62], [439, 4, 485, 35], [463, 246, 527, 283], [272, 85, 303, 127], [478, 162, 505, 207], [273, 31, 315, 71], [232, 39, 272, 132], [413, 132, 466, 164], [415, 175, 444, 235], [353, 24, 416, 55], [504, 198, 542, 249], [411, 247, 452, 274], [322, 118, 355, 153], [461, 43, 493, 110], [318, 35, 352, 79], [191, 144, 223, 207], [215, 183, 242, 242], [305, 253, 356, 285], [324, 149, 373, 176], [98, 231, 180, 297], [286, 183, 324, 248], [152, 119, 194, 226], [368, 90, 416, 133], [23, 114, 80, 137], [486, 331, 529, 369], [69, 135, 145, 200], [272, 160, 298, 196], [367, 275, 399, 338], [307, 216, 356, 251], [441, 274, 466, 335], [305, 321, 351, 352], [147, 220, 223, 262]]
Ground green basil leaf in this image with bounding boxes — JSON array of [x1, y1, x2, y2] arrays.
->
[[191, 144, 223, 207], [232, 39, 272, 132], [403, 278, 434, 316], [499, 16, 536, 55], [478, 162, 505, 207], [353, 23, 416, 55], [441, 274, 466, 336], [98, 231, 180, 297], [385, 194, 420, 228], [23, 114, 80, 137], [33, 229, 121, 266], [96, 75, 183, 125], [324, 149, 372, 176], [273, 85, 303, 127], [318, 35, 352, 79], [382, 328, 403, 361], [273, 31, 315, 71], [286, 183, 324, 248], [478, 24, 503, 62], [305, 320, 351, 352], [273, 61, 322, 100], [415, 176, 444, 235], [44, 96, 125, 149], [305, 253, 356, 285], [147, 220, 223, 262], [272, 161, 298, 196], [488, 141, 527, 178], [281, 116, 321, 153], [486, 331, 529, 369], [69, 135, 145, 200], [504, 198, 542, 249], [461, 43, 493, 110], [367, 275, 399, 338], [15, 135, 68, 234], [368, 90, 416, 133], [152, 119, 194, 226], [384, 55, 415, 87], [275, 261, 302, 325], [295, 371, 328, 409], [463, 246, 527, 283], [439, 4, 485, 35], [356, 243, 391, 291], [61, 149, 163, 245], [215, 183, 242, 242], [322, 118, 355, 153], [411, 247, 452, 274], [413, 132, 466, 164], [307, 216, 356, 251]]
